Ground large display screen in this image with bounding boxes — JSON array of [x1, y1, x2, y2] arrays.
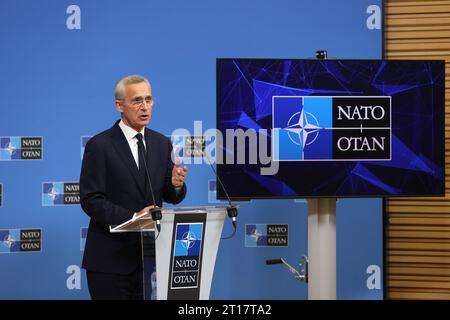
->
[[216, 59, 445, 199]]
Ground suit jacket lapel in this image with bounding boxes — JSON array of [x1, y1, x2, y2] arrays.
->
[[110, 123, 146, 198]]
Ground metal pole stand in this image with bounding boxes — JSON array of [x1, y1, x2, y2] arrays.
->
[[307, 198, 337, 299]]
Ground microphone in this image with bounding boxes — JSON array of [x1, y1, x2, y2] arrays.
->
[[204, 150, 238, 233], [137, 134, 162, 233]]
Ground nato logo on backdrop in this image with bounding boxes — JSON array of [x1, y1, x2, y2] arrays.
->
[[208, 180, 224, 204], [272, 96, 391, 161], [245, 224, 288, 247], [0, 228, 42, 253], [172, 135, 206, 158], [42, 182, 80, 206], [171, 223, 204, 289], [0, 137, 42, 160]]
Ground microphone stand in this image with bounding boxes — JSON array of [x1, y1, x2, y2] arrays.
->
[[203, 150, 238, 239], [137, 138, 162, 235]]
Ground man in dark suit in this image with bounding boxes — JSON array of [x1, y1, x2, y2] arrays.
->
[[80, 75, 188, 300]]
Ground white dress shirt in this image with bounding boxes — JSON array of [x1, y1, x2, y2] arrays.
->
[[118, 119, 146, 169]]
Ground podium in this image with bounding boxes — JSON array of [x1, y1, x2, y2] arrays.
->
[[110, 206, 229, 300]]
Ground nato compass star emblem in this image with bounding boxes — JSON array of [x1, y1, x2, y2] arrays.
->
[[181, 231, 197, 250], [285, 109, 321, 149], [5, 142, 17, 156], [48, 187, 59, 201], [250, 228, 263, 242], [3, 234, 16, 248]]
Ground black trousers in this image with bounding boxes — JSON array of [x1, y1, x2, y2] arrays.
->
[[86, 265, 144, 300]]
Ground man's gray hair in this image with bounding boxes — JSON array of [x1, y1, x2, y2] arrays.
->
[[114, 75, 150, 100]]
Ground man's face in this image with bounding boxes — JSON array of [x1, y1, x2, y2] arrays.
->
[[116, 81, 153, 132]]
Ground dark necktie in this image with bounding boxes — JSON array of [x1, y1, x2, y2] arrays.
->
[[135, 133, 147, 196]]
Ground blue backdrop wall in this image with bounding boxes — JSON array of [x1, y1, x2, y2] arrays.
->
[[0, 0, 383, 299]]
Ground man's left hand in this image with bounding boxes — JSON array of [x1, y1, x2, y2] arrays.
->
[[172, 159, 188, 188]]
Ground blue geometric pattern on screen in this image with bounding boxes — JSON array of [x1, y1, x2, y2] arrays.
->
[[351, 163, 400, 194], [365, 135, 435, 173], [273, 97, 332, 161], [244, 169, 297, 196], [0, 137, 21, 160], [174, 223, 203, 257], [253, 79, 347, 122], [42, 182, 64, 206]]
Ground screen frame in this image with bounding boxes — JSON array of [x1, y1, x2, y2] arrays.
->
[[215, 58, 446, 201]]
